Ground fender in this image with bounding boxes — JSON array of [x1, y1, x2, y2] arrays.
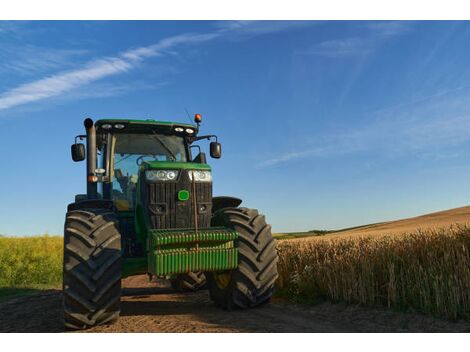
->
[[212, 196, 242, 213], [67, 199, 116, 212]]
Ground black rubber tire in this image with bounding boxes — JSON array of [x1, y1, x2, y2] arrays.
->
[[63, 208, 122, 330], [171, 272, 207, 292], [206, 207, 278, 309]]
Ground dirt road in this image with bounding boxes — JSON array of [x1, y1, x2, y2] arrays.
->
[[1, 275, 469, 333]]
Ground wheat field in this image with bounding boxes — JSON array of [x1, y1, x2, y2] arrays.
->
[[276, 225, 470, 320], [1, 225, 470, 320]]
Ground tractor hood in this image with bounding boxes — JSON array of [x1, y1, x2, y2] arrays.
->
[[142, 161, 211, 171]]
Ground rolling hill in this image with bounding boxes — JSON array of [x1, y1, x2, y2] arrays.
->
[[293, 205, 470, 240]]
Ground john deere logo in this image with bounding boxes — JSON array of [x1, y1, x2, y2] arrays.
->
[[178, 190, 190, 201]]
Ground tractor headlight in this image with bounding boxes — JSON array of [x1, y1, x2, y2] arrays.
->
[[188, 170, 212, 182], [145, 170, 179, 182]]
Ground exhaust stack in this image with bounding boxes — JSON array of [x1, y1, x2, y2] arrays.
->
[[84, 118, 98, 199]]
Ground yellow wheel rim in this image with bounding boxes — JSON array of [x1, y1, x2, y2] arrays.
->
[[213, 271, 232, 289]]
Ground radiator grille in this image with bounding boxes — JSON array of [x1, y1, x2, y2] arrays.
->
[[144, 170, 212, 230]]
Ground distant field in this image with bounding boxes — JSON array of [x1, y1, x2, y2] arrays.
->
[[315, 205, 470, 240], [0, 236, 62, 301], [276, 206, 470, 242]]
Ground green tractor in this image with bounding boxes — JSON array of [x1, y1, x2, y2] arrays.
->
[[63, 115, 278, 329]]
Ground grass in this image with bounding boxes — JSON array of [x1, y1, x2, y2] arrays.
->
[[274, 222, 385, 241], [0, 235, 63, 301], [276, 225, 470, 320], [274, 229, 334, 240]]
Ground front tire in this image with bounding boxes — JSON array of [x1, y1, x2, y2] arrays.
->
[[63, 208, 122, 330], [207, 207, 278, 309]]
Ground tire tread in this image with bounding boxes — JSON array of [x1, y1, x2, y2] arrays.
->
[[63, 208, 122, 330]]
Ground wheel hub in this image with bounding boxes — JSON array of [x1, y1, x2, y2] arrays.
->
[[213, 271, 232, 289]]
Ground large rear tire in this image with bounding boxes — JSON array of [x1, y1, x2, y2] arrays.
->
[[206, 207, 278, 309], [171, 272, 207, 292], [63, 208, 122, 330]]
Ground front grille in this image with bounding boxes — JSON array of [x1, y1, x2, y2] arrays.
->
[[144, 170, 212, 230]]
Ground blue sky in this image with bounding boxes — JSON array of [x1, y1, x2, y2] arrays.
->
[[2, 20, 470, 235]]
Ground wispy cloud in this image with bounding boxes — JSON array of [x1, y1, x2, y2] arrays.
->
[[304, 21, 410, 58], [307, 37, 373, 57], [0, 32, 217, 111], [0, 21, 312, 112], [260, 87, 470, 167], [0, 21, 23, 35], [215, 20, 319, 38], [0, 45, 89, 76], [363, 21, 410, 36], [0, 56, 134, 110]]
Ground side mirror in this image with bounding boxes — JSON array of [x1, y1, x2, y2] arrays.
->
[[71, 143, 85, 162], [210, 142, 222, 159]]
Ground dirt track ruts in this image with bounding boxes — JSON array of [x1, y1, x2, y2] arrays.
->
[[1, 275, 469, 333]]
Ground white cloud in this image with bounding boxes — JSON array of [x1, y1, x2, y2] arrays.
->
[[0, 57, 134, 110], [0, 21, 22, 34], [364, 21, 410, 36], [0, 32, 219, 111], [215, 20, 318, 37], [307, 37, 372, 57], [0, 45, 89, 75], [0, 22, 311, 112], [304, 21, 410, 58], [260, 87, 470, 167]]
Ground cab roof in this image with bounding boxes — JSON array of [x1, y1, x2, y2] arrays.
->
[[94, 119, 198, 135]]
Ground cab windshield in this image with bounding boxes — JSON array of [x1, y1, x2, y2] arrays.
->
[[111, 133, 187, 209]]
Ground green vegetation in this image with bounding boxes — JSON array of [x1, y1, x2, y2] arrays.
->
[[274, 229, 333, 240], [328, 222, 385, 234], [274, 222, 386, 241], [0, 235, 63, 301], [277, 225, 470, 320]]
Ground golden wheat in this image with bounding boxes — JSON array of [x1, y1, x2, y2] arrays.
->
[[276, 225, 470, 320], [1, 229, 469, 320]]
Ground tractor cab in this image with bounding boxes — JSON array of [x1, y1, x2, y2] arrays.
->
[[72, 117, 220, 203]]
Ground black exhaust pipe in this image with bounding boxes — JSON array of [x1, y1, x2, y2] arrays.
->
[[84, 118, 98, 199]]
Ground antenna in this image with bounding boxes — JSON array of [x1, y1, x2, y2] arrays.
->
[[184, 108, 193, 125]]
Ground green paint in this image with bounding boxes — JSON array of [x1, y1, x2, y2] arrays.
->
[[148, 227, 238, 247], [178, 190, 190, 201], [143, 160, 211, 171], [147, 227, 239, 276], [149, 249, 238, 276]]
